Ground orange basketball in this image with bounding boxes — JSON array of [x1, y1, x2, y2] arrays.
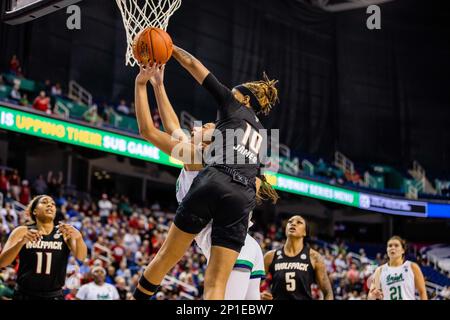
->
[[132, 27, 173, 65]]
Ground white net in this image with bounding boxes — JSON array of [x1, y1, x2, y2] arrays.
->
[[116, 0, 182, 66]]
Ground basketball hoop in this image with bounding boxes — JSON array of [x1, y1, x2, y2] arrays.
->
[[115, 0, 182, 66]]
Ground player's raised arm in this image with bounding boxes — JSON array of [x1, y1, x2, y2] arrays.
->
[[173, 45, 234, 111], [135, 64, 199, 163], [172, 45, 210, 85], [148, 64, 188, 142]]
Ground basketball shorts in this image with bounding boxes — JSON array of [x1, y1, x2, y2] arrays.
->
[[174, 165, 256, 253]]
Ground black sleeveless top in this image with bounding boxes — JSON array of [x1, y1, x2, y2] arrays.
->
[[202, 73, 267, 179], [17, 225, 71, 293], [268, 244, 316, 300]]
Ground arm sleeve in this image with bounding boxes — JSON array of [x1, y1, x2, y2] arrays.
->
[[202, 73, 239, 114]]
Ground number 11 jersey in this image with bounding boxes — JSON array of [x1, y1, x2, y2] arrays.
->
[[17, 225, 70, 293]]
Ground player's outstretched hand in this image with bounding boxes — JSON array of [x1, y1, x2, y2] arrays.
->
[[20, 229, 42, 245], [136, 62, 165, 86], [58, 223, 82, 241], [148, 63, 165, 87], [261, 291, 273, 300]]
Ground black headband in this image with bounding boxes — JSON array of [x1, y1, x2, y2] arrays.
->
[[30, 196, 45, 217], [234, 85, 262, 113]]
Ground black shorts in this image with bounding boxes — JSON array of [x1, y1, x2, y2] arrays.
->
[[13, 290, 64, 300], [174, 166, 256, 253]]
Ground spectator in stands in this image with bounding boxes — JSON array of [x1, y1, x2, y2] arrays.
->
[[0, 203, 18, 231], [51, 82, 63, 96], [98, 102, 110, 122], [19, 93, 30, 106], [32, 174, 48, 195], [117, 99, 130, 115], [0, 170, 9, 195], [346, 263, 361, 291], [123, 228, 141, 254], [152, 108, 161, 130], [98, 193, 112, 225], [19, 180, 31, 205], [375, 253, 384, 265], [47, 171, 63, 197], [440, 286, 450, 300], [118, 195, 132, 218], [9, 170, 21, 201], [44, 80, 52, 96], [9, 55, 20, 75], [9, 83, 21, 102], [111, 236, 126, 268], [79, 259, 91, 278], [334, 253, 347, 271], [33, 91, 51, 114], [115, 276, 128, 300], [83, 104, 103, 126], [76, 266, 120, 300]]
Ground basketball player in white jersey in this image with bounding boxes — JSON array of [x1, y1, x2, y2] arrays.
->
[[137, 63, 279, 299], [368, 236, 427, 300]]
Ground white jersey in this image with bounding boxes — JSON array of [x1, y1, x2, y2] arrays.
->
[[380, 261, 416, 300], [76, 282, 120, 300], [176, 168, 265, 279]]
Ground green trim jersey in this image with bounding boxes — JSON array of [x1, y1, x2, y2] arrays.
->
[[380, 261, 416, 300], [176, 168, 265, 278]]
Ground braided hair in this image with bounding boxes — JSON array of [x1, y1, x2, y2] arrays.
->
[[234, 72, 280, 115]]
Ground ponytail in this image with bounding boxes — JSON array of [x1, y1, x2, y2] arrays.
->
[[256, 175, 280, 205]]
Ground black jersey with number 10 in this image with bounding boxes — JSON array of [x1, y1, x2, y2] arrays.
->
[[202, 73, 268, 180]]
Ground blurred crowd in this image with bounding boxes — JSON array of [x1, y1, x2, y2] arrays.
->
[[1, 167, 449, 300]]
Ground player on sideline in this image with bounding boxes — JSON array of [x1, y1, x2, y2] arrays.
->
[[137, 63, 279, 299], [368, 236, 427, 300], [0, 195, 87, 300], [133, 47, 279, 300], [262, 215, 334, 300]]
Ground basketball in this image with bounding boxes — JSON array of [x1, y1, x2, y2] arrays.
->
[[132, 27, 173, 65]]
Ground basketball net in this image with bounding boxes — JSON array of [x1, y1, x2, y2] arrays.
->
[[115, 0, 182, 66]]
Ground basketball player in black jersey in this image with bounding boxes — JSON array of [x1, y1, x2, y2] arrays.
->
[[0, 195, 87, 300], [262, 215, 333, 300], [133, 46, 279, 300]]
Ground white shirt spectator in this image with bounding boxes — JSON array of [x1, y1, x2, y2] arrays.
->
[[123, 231, 141, 253], [10, 86, 21, 100], [0, 207, 18, 227], [440, 286, 450, 300], [334, 256, 347, 271], [51, 84, 62, 96], [98, 197, 113, 218], [76, 282, 120, 300], [117, 100, 130, 115]]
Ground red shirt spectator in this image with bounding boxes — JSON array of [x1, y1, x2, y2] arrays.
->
[[33, 91, 51, 113], [111, 243, 126, 265], [128, 214, 139, 229], [9, 55, 20, 74], [19, 180, 31, 205], [0, 169, 9, 194]]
